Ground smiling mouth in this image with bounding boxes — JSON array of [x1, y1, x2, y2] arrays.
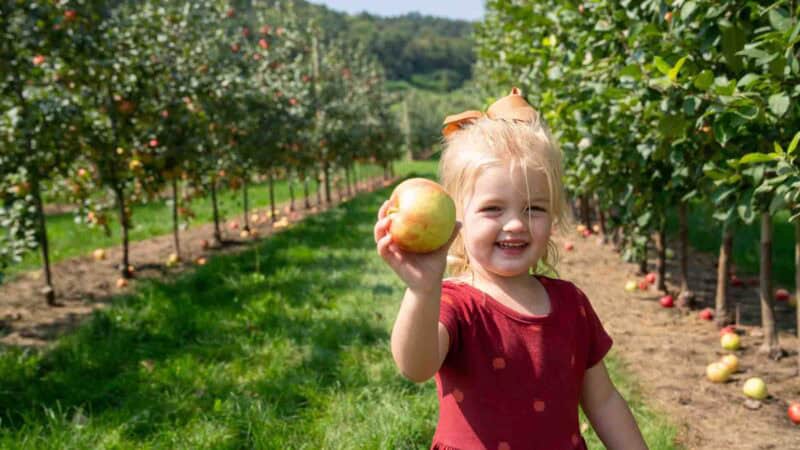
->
[[496, 242, 528, 249]]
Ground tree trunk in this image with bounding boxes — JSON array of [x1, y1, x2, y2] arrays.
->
[[113, 185, 132, 278], [638, 237, 648, 275], [31, 179, 56, 305], [595, 194, 608, 244], [677, 202, 694, 307], [353, 163, 359, 192], [242, 175, 250, 231], [289, 170, 296, 212], [715, 226, 734, 327], [316, 168, 323, 206], [580, 194, 591, 230], [268, 168, 276, 222], [210, 176, 222, 246], [654, 226, 667, 293], [171, 177, 181, 258], [345, 164, 352, 197], [795, 219, 800, 374], [323, 161, 332, 205], [303, 171, 311, 209], [758, 212, 780, 358]]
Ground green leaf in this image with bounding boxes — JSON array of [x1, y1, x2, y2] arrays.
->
[[768, 8, 792, 33], [736, 73, 759, 89], [668, 56, 687, 82], [693, 70, 714, 90], [681, 1, 697, 20], [787, 132, 800, 155], [768, 93, 790, 117], [654, 56, 671, 76], [739, 153, 778, 165], [619, 64, 642, 81]]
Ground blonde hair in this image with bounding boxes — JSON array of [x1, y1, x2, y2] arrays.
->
[[439, 115, 570, 278]]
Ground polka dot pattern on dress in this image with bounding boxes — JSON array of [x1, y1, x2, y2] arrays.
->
[[498, 442, 510, 450], [492, 357, 506, 369], [452, 389, 464, 403], [533, 399, 546, 412]]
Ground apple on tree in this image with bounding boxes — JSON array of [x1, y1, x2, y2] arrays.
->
[[386, 178, 456, 253]]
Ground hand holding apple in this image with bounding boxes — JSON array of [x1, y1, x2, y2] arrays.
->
[[375, 193, 461, 294]]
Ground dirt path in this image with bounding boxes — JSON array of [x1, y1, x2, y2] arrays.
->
[[556, 232, 800, 449], [0, 178, 392, 347]]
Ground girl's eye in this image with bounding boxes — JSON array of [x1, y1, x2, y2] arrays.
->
[[482, 206, 500, 212], [526, 206, 546, 213]]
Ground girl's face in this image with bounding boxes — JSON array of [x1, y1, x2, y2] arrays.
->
[[461, 163, 552, 281]]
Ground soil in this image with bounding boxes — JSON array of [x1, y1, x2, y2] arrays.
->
[[2, 184, 800, 448], [557, 232, 800, 450]]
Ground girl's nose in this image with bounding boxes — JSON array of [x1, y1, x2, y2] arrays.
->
[[502, 215, 528, 232]]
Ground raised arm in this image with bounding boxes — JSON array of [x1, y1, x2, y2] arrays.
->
[[374, 199, 459, 382]]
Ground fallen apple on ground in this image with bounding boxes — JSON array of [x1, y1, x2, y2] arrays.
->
[[706, 362, 731, 383], [200, 239, 209, 250], [699, 308, 713, 321], [742, 377, 767, 400], [564, 242, 574, 251], [645, 272, 656, 284], [93, 248, 106, 261], [581, 228, 591, 238], [386, 178, 456, 253], [195, 257, 207, 266], [721, 332, 741, 351], [638, 280, 649, 291], [624, 281, 637, 292], [788, 402, 800, 425], [166, 253, 179, 267], [116, 278, 128, 288], [775, 288, 790, 302], [659, 295, 674, 308], [720, 354, 739, 373], [719, 325, 737, 336]]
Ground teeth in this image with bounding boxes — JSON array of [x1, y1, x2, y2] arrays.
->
[[498, 242, 526, 248]]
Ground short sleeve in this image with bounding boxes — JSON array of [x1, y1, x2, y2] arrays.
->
[[439, 281, 463, 355], [577, 288, 613, 368]]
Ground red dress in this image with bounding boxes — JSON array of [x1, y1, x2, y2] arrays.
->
[[432, 275, 613, 450]]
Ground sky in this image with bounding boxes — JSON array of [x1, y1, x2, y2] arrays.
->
[[308, 0, 485, 21]]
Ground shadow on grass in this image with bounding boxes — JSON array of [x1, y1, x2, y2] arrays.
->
[[0, 178, 406, 443]]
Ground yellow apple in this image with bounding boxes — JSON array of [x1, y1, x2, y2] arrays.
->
[[742, 377, 767, 400], [706, 362, 731, 383], [166, 253, 179, 267], [116, 278, 128, 288], [720, 332, 740, 351], [93, 248, 106, 261], [624, 280, 637, 292], [386, 178, 456, 253], [720, 354, 739, 373]]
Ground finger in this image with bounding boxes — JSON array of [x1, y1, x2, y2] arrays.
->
[[373, 216, 392, 243], [377, 200, 390, 220]]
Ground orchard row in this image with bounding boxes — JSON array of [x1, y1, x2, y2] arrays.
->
[[0, 1, 404, 303], [478, 1, 800, 360]]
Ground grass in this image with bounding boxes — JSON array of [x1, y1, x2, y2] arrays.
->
[[666, 204, 796, 290], [0, 161, 681, 449], [6, 164, 386, 279]]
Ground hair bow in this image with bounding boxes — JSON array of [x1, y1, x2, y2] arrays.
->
[[441, 87, 537, 138]]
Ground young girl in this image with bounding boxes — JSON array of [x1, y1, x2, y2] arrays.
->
[[373, 88, 648, 450]]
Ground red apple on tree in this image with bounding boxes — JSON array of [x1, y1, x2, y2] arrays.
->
[[775, 288, 790, 302], [64, 10, 77, 22], [386, 178, 456, 253], [32, 54, 46, 66]]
